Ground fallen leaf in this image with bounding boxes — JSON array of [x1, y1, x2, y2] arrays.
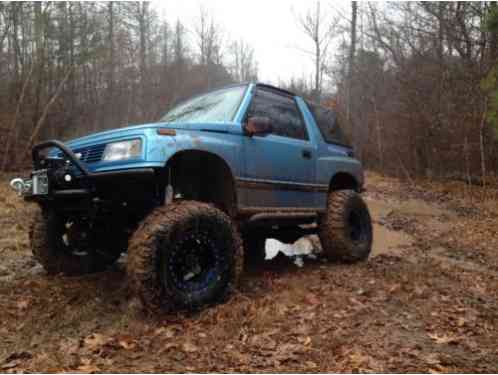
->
[[75, 358, 100, 373], [298, 336, 312, 346], [117, 337, 137, 350], [349, 351, 370, 366], [83, 333, 110, 351], [276, 303, 288, 315], [158, 342, 177, 354], [428, 333, 460, 345], [182, 342, 198, 353], [414, 286, 425, 296], [154, 327, 175, 338], [423, 353, 441, 365], [305, 360, 317, 368], [389, 284, 401, 293], [304, 293, 320, 305], [1, 361, 19, 370], [429, 364, 449, 373], [16, 300, 29, 310], [76, 363, 100, 373]]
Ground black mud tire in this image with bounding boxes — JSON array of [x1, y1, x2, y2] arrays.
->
[[127, 201, 243, 312], [30, 209, 124, 275], [319, 190, 373, 262]]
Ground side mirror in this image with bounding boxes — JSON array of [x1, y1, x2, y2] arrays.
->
[[244, 116, 273, 137]]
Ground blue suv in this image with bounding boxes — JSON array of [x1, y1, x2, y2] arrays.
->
[[11, 83, 372, 312]]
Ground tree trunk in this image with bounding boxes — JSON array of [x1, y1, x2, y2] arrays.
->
[[2, 64, 34, 171], [138, 2, 148, 119], [479, 100, 487, 187], [373, 97, 383, 171], [107, 2, 116, 125], [314, 1, 321, 102], [347, 1, 357, 123], [22, 68, 72, 162]]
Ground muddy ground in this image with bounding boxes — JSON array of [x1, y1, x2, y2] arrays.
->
[[0, 172, 497, 373]]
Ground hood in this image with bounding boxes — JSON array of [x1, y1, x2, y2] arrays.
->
[[65, 123, 161, 148], [64, 121, 241, 148]]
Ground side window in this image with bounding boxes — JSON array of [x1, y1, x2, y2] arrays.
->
[[248, 89, 308, 140], [307, 102, 350, 146]]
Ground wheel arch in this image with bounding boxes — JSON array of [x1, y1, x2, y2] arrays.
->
[[163, 149, 238, 216], [328, 172, 360, 192]]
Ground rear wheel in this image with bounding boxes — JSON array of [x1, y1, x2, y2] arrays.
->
[[30, 210, 125, 275], [319, 190, 372, 262], [127, 201, 243, 311]]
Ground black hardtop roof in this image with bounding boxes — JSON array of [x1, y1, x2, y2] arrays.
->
[[254, 82, 296, 97], [221, 82, 296, 97]]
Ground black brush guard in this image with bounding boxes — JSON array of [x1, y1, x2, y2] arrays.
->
[[33, 140, 91, 176], [29, 140, 155, 201]]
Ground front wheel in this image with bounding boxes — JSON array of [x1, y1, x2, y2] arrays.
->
[[127, 201, 243, 312], [319, 190, 373, 262], [30, 210, 125, 275]]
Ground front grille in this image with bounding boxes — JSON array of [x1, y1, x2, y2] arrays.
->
[[57, 143, 106, 164]]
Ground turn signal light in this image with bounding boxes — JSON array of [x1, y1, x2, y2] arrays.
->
[[157, 128, 176, 136]]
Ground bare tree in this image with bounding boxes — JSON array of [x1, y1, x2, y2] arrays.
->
[[296, 1, 337, 102], [195, 6, 224, 88], [346, 1, 357, 122], [229, 39, 258, 83], [195, 6, 223, 66]]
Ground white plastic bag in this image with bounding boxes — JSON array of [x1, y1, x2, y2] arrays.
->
[[264, 237, 316, 267]]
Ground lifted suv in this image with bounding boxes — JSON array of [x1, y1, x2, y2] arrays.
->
[[10, 83, 372, 312]]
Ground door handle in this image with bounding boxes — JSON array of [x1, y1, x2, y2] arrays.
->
[[302, 149, 312, 159]]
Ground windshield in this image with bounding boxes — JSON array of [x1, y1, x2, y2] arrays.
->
[[160, 85, 247, 124]]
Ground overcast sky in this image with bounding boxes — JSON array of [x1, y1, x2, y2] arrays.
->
[[151, 0, 350, 85]]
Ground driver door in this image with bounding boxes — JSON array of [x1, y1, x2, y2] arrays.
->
[[240, 88, 316, 209]]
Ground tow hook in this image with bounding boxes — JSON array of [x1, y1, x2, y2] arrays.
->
[[10, 178, 29, 196]]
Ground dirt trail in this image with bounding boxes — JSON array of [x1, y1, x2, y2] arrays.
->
[[0, 172, 497, 372]]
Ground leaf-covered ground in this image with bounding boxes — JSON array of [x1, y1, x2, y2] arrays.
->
[[0, 172, 497, 373]]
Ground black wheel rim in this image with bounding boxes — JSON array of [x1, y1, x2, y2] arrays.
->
[[57, 216, 118, 260], [348, 210, 369, 243], [167, 229, 221, 293], [59, 218, 92, 257]]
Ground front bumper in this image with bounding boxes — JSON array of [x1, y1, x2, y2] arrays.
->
[[10, 140, 156, 203]]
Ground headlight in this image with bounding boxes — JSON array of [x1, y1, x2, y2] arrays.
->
[[102, 139, 142, 161]]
